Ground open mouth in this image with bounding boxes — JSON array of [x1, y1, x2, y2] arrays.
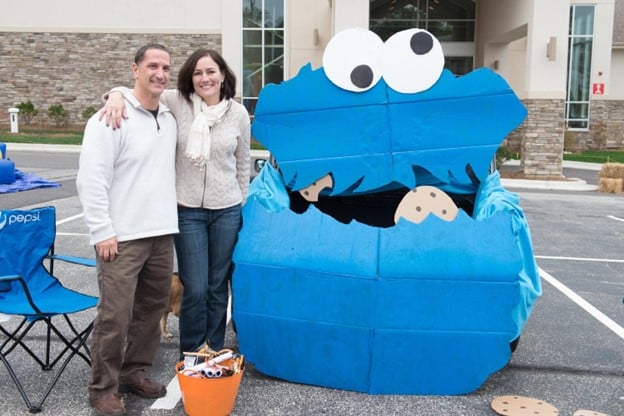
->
[[286, 163, 480, 228], [290, 181, 476, 228]]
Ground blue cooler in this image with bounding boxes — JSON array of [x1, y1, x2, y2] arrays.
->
[[0, 143, 16, 184]]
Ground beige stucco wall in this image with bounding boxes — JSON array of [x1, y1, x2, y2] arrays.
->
[[477, 0, 570, 100], [287, 0, 332, 74], [221, 1, 243, 98], [0, 0, 221, 33], [286, 0, 368, 76], [586, 0, 616, 97], [525, 0, 568, 100], [610, 49, 624, 99]]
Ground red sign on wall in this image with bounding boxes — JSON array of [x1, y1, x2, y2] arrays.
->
[[592, 83, 605, 95]]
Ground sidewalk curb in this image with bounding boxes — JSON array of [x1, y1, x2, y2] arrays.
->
[[501, 177, 598, 192], [504, 159, 603, 171], [6, 143, 82, 153]]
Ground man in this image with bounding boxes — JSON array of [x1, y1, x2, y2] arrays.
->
[[77, 43, 178, 416]]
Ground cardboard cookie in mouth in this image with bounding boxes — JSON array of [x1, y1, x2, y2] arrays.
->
[[292, 172, 464, 227], [233, 28, 541, 395]]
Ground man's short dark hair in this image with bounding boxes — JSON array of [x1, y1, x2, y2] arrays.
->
[[134, 43, 170, 65]]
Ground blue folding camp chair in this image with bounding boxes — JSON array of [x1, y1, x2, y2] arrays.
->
[[0, 206, 98, 413]]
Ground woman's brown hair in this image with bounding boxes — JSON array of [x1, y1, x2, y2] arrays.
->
[[177, 48, 236, 102]]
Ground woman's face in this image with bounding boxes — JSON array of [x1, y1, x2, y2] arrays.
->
[[192, 55, 225, 105]]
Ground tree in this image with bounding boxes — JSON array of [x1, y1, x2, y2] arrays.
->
[[82, 106, 97, 121], [47, 104, 70, 127], [15, 100, 39, 125]]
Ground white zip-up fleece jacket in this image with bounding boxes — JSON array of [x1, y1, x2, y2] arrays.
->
[[77, 90, 179, 245]]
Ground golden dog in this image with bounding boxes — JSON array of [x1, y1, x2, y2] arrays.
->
[[160, 272, 183, 339]]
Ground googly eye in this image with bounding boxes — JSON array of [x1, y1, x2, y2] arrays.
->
[[322, 28, 384, 92], [381, 29, 444, 94]]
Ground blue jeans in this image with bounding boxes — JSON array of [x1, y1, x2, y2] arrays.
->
[[175, 205, 241, 355]]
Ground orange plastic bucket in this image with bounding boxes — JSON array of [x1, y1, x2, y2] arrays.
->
[[176, 360, 244, 416]]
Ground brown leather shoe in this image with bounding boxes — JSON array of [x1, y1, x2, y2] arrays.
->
[[89, 393, 126, 416], [118, 377, 166, 398]]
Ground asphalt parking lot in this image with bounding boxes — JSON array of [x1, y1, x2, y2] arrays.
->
[[1, 147, 623, 416]]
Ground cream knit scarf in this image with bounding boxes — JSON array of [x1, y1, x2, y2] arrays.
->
[[185, 93, 231, 167]]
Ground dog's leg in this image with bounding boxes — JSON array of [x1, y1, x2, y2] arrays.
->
[[160, 311, 173, 339]]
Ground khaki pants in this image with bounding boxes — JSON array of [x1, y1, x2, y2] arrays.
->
[[88, 235, 174, 399]]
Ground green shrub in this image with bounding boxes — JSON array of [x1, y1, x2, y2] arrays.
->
[[495, 143, 517, 167], [82, 106, 97, 120], [15, 100, 39, 125], [47, 104, 70, 127]]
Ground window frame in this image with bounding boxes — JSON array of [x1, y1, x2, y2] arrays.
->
[[242, 0, 285, 115], [565, 4, 595, 131]]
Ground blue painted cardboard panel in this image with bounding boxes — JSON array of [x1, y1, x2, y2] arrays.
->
[[235, 198, 379, 277], [235, 312, 373, 393], [233, 263, 375, 327], [380, 212, 521, 281], [373, 278, 520, 332], [368, 330, 511, 394]]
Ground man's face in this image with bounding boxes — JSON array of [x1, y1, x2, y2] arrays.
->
[[132, 48, 171, 98]]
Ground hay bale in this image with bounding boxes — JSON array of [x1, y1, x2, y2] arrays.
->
[[599, 162, 624, 179], [598, 177, 623, 193]]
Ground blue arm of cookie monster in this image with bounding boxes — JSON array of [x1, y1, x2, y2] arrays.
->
[[248, 163, 290, 213], [473, 172, 542, 338]]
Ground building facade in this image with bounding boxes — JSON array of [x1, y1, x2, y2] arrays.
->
[[0, 0, 621, 177]]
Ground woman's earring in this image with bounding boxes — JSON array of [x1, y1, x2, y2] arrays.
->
[[221, 83, 224, 89]]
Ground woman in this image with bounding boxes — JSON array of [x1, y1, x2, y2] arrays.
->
[[102, 48, 250, 355]]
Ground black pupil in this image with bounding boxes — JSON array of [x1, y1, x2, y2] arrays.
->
[[350, 65, 374, 88], [410, 32, 433, 55]]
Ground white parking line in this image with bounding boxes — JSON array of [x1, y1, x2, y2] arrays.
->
[[56, 213, 84, 225], [608, 215, 624, 223], [151, 376, 182, 410], [56, 232, 90, 236], [536, 255, 624, 264], [56, 215, 89, 236], [539, 267, 624, 340]]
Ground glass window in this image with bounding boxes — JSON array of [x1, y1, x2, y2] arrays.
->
[[370, 0, 475, 70], [242, 0, 285, 115], [445, 56, 473, 76], [428, 0, 475, 20], [572, 6, 594, 36], [427, 20, 474, 42], [243, 0, 262, 28], [264, 0, 284, 28], [565, 5, 594, 130]]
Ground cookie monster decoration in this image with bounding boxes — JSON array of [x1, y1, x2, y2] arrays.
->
[[232, 28, 541, 394]]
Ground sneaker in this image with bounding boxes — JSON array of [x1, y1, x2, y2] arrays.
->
[[89, 393, 126, 416], [118, 377, 166, 399]]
